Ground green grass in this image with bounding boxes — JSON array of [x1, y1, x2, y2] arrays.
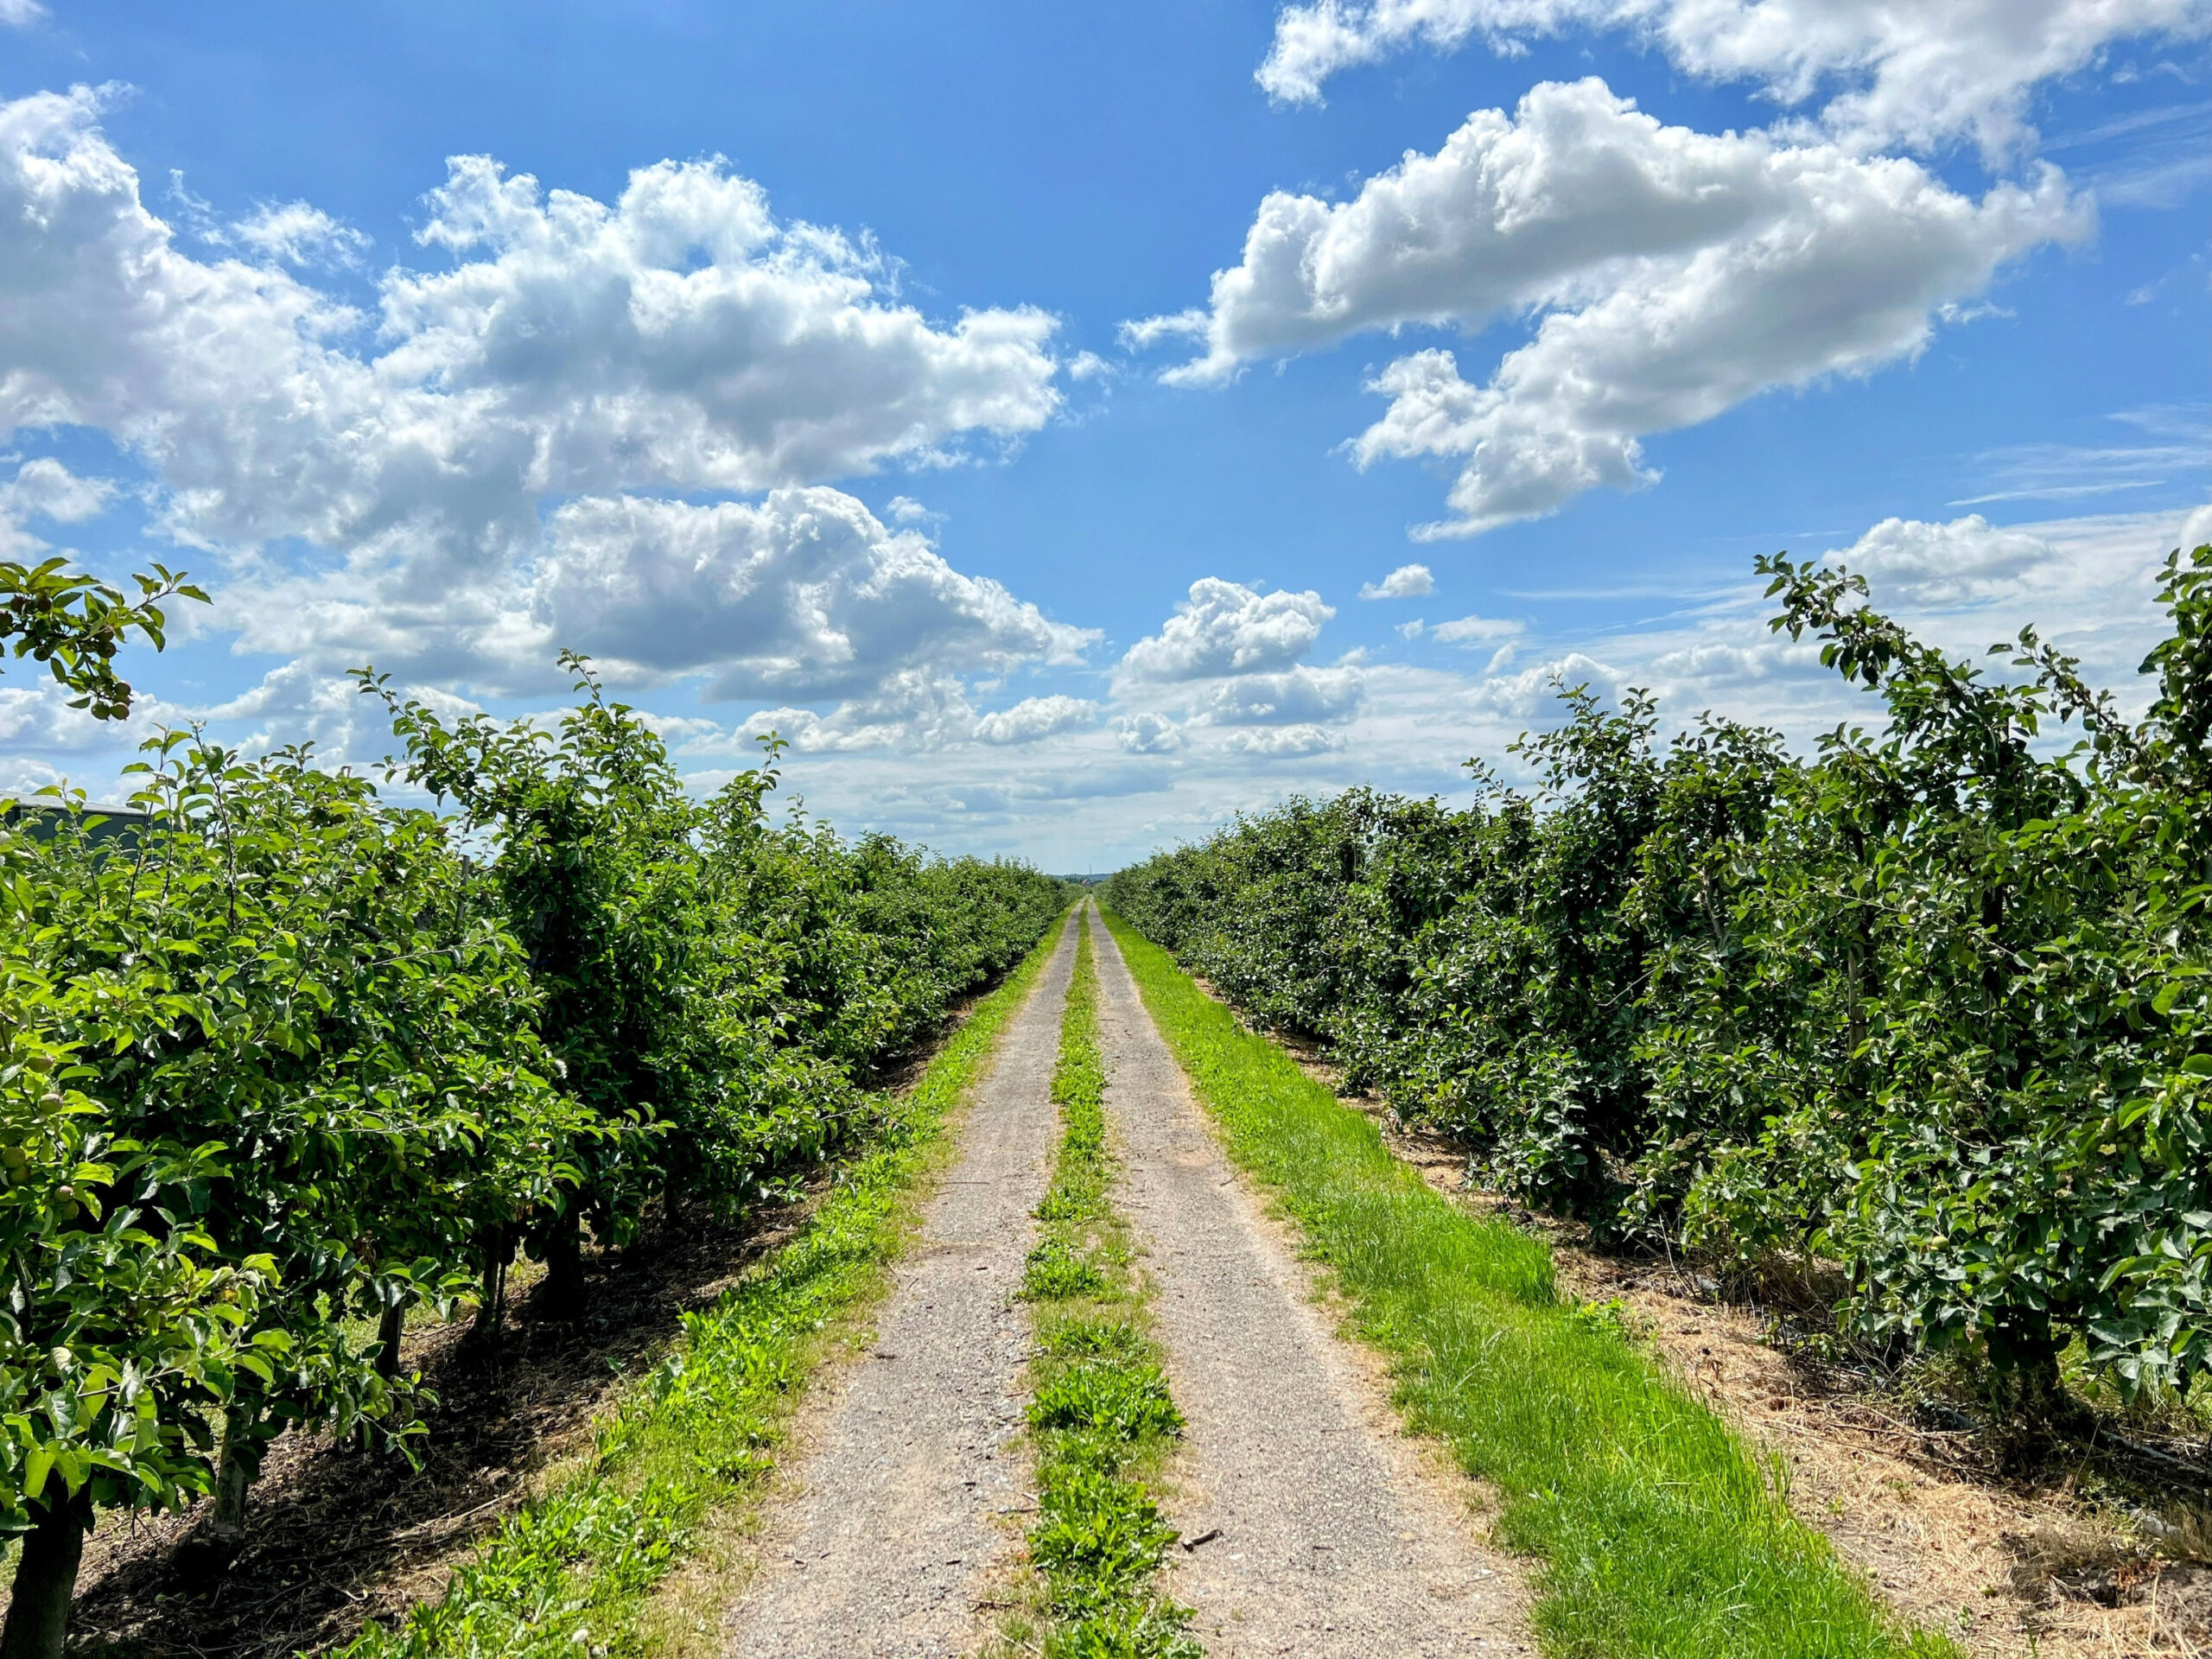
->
[[339, 908, 1073, 1659], [1099, 906, 1958, 1659], [1007, 911, 1199, 1659]]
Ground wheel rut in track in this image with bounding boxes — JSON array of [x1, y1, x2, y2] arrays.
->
[[721, 920, 1074, 1659], [1088, 903, 1533, 1658]]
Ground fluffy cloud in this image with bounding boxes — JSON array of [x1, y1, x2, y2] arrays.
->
[[3, 457, 112, 524], [377, 152, 1061, 495], [227, 201, 371, 267], [0, 457, 114, 554], [1133, 80, 2082, 535], [1151, 78, 1961, 383], [1464, 649, 1624, 718], [1361, 208, 2071, 499], [0, 86, 1068, 707], [1117, 578, 1335, 681], [526, 490, 1096, 700], [642, 683, 1103, 760], [653, 502, 2207, 867], [0, 681, 130, 753], [1359, 562, 1433, 599], [1112, 577, 1368, 734], [1113, 711, 1185, 753], [1204, 664, 1364, 725], [1458, 504, 2209, 741], [1224, 722, 1345, 756], [974, 694, 1103, 745], [739, 669, 984, 754], [207, 481, 1104, 753], [195, 657, 437, 761], [1834, 513, 2057, 606], [1257, 0, 2211, 156]]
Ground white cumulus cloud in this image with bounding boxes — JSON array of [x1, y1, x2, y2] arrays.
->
[[1114, 576, 1367, 734], [740, 670, 983, 754], [0, 84, 1078, 742], [3, 458, 112, 524], [1113, 711, 1186, 753], [1117, 578, 1335, 682], [1257, 0, 2211, 157], [1132, 80, 2082, 536], [227, 200, 372, 267], [974, 694, 1103, 745], [526, 490, 1096, 700], [1468, 649, 1623, 717], [0, 682, 133, 753], [1205, 664, 1365, 725], [0, 457, 116, 556], [1360, 562, 1433, 599], [1832, 513, 2058, 606], [1224, 722, 1346, 755]]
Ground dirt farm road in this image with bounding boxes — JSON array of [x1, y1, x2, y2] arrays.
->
[[719, 904, 1528, 1656]]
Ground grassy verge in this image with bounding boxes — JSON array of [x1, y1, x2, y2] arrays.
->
[[340, 909, 1072, 1659], [1002, 909, 1198, 1659], [1099, 907, 1957, 1659]]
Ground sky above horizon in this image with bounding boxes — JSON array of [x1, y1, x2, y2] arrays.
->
[[2, 0, 2209, 870]]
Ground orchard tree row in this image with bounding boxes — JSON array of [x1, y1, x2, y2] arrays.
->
[[1108, 545, 2212, 1436], [0, 595, 1064, 1656]]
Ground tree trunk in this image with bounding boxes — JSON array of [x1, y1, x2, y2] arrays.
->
[[470, 1226, 511, 1351], [210, 1403, 259, 1548], [660, 1167, 686, 1245], [541, 1211, 584, 1319], [0, 1487, 91, 1659], [1984, 1310, 2082, 1465], [373, 1299, 407, 1382], [1986, 1313, 2062, 1410]]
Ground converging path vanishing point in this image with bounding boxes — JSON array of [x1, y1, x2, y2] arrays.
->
[[721, 905, 1529, 1655]]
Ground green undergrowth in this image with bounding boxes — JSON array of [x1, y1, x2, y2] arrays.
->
[[1007, 908, 1199, 1659], [339, 908, 1073, 1659], [1099, 906, 1956, 1659]]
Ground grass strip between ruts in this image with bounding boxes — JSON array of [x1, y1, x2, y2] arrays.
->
[[1098, 906, 1960, 1659], [1002, 907, 1198, 1659], [339, 907, 1073, 1659]]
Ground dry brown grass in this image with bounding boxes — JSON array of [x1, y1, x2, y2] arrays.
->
[[1235, 1020, 2212, 1658], [1360, 1095, 2212, 1658]]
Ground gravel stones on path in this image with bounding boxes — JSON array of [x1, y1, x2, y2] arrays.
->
[[721, 922, 1074, 1659], [1089, 905, 1533, 1658]]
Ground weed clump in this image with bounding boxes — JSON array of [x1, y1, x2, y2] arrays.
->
[[1031, 1362, 1183, 1445], [1024, 1238, 1109, 1301]]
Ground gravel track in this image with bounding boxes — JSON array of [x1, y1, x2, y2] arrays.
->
[[1089, 904, 1532, 1658], [721, 922, 1074, 1659]]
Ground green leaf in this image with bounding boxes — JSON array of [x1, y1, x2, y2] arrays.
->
[[22, 1444, 53, 1501]]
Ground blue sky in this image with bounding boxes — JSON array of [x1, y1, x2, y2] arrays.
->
[[2, 1, 2208, 869]]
